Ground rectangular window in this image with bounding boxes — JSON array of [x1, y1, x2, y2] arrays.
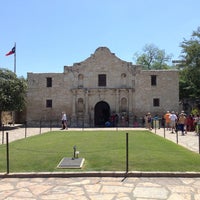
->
[[98, 74, 106, 86], [46, 99, 52, 108], [153, 98, 160, 107], [151, 75, 157, 86], [46, 77, 52, 87]]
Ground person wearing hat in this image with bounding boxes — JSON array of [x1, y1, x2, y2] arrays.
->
[[178, 112, 186, 135]]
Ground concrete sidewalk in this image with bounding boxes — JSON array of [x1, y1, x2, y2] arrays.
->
[[151, 127, 200, 154], [0, 125, 61, 144]]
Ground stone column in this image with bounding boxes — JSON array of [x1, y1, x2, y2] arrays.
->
[[84, 89, 89, 127], [115, 89, 119, 113], [71, 90, 77, 127], [128, 89, 133, 127]]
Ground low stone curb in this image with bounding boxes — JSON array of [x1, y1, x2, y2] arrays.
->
[[1, 171, 200, 178]]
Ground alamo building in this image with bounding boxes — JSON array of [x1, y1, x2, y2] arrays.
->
[[26, 47, 179, 127]]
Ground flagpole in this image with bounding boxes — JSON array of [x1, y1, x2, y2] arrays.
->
[[13, 43, 16, 125], [14, 42, 16, 74]]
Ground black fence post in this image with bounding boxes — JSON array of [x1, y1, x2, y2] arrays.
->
[[126, 133, 129, 173], [2, 124, 4, 144], [40, 120, 42, 134], [6, 132, 9, 174], [176, 129, 179, 144], [73, 145, 76, 159], [25, 121, 27, 138], [158, 118, 161, 129], [164, 121, 166, 138]]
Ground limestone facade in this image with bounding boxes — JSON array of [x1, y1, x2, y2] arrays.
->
[[26, 47, 179, 127]]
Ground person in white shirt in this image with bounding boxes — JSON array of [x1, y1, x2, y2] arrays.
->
[[61, 112, 67, 129], [170, 111, 177, 133]]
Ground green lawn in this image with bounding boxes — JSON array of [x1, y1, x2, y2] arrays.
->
[[0, 130, 200, 172]]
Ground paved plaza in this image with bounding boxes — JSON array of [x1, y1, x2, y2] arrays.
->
[[1, 176, 200, 200], [0, 126, 200, 199]]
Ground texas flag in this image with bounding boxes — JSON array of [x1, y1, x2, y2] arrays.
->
[[5, 46, 15, 56]]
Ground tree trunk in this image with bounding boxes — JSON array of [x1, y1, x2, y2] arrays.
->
[[0, 111, 2, 126]]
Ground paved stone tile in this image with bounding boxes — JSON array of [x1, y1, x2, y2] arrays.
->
[[0, 177, 200, 199], [133, 187, 168, 199]]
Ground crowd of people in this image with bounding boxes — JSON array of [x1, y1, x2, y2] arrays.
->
[[61, 110, 200, 133], [163, 111, 200, 135], [144, 111, 200, 136]]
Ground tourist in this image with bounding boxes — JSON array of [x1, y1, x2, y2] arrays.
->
[[144, 114, 148, 129], [174, 112, 179, 133], [177, 112, 186, 135], [147, 112, 152, 130], [194, 114, 200, 135], [161, 114, 165, 128], [110, 113, 115, 127], [186, 114, 194, 132], [114, 114, 119, 127], [164, 111, 171, 130], [105, 121, 111, 127], [61, 112, 67, 130], [169, 111, 177, 133]]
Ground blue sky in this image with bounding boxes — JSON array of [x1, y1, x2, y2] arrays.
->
[[1, 0, 200, 78]]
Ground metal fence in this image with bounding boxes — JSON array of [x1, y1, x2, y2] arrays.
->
[[1, 120, 200, 174]]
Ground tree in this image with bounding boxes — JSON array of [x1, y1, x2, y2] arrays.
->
[[180, 27, 200, 99], [134, 44, 172, 70], [0, 68, 27, 124]]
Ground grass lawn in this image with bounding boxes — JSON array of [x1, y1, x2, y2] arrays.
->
[[0, 130, 200, 172]]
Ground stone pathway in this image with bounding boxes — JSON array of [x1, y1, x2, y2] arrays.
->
[[0, 126, 61, 144], [151, 128, 200, 154], [1, 177, 200, 199]]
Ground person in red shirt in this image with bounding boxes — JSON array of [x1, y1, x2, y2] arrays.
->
[[186, 114, 194, 132]]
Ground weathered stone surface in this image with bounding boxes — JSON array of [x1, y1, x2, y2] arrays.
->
[[26, 47, 179, 127], [1, 177, 200, 200]]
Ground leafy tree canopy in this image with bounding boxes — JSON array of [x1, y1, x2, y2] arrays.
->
[[180, 27, 200, 99], [0, 68, 27, 113], [134, 44, 173, 70]]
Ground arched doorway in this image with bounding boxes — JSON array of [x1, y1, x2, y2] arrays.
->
[[94, 101, 110, 127]]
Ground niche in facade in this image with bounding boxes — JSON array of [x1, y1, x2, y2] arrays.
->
[[77, 98, 84, 113], [121, 73, 127, 87], [120, 97, 127, 112], [78, 74, 84, 88]]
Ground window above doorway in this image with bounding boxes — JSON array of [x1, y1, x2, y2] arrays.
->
[[98, 74, 106, 86]]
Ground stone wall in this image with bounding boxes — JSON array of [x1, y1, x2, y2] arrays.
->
[[135, 70, 179, 116], [26, 47, 179, 127]]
